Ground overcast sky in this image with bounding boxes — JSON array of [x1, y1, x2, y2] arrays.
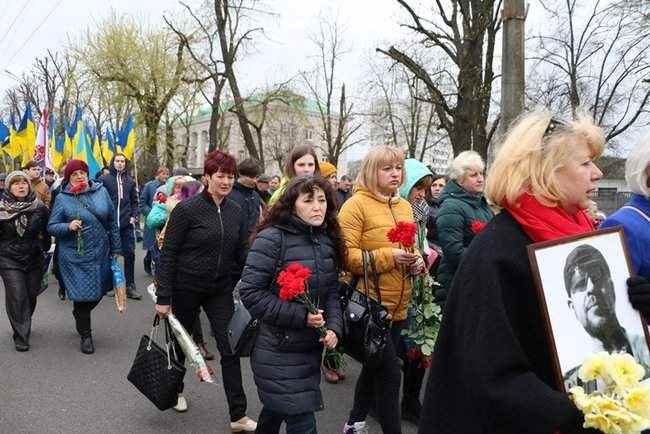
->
[[0, 0, 640, 157]]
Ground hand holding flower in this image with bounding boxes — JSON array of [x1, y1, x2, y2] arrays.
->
[[393, 249, 418, 265], [320, 330, 338, 349], [68, 219, 83, 232], [306, 310, 325, 328]]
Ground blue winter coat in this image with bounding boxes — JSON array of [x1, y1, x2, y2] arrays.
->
[[601, 194, 650, 280], [48, 181, 122, 301], [139, 179, 162, 250]]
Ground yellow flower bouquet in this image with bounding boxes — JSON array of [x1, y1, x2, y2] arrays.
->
[[570, 352, 650, 434]]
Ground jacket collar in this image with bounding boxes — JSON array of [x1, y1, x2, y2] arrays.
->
[[233, 181, 256, 195], [276, 214, 325, 235], [201, 188, 231, 209], [355, 188, 401, 205], [630, 194, 650, 215]]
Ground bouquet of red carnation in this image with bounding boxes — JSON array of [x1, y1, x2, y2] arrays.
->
[[387, 221, 418, 249], [277, 262, 326, 337], [470, 220, 487, 235], [70, 180, 89, 255]]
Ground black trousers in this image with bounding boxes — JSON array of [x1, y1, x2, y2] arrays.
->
[[1, 268, 42, 346], [172, 290, 247, 422], [72, 300, 101, 337], [120, 226, 135, 287], [256, 408, 317, 434], [348, 321, 405, 434]]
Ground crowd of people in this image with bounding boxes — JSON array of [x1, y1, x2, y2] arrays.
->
[[1, 109, 650, 433]]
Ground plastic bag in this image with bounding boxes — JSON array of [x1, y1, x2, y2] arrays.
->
[[111, 257, 127, 313]]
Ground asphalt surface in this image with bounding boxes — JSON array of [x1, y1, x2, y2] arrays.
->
[[0, 249, 420, 434]]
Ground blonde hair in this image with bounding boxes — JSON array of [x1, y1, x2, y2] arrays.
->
[[485, 110, 605, 208], [355, 145, 405, 195], [625, 138, 650, 197], [448, 151, 485, 182]]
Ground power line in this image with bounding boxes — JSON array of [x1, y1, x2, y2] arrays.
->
[[5, 0, 65, 68], [0, 0, 30, 52]]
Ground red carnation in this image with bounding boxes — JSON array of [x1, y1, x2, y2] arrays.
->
[[155, 192, 167, 204], [406, 347, 422, 361], [70, 180, 88, 195], [276, 263, 326, 337], [419, 355, 432, 369], [470, 220, 487, 235], [387, 221, 418, 248]]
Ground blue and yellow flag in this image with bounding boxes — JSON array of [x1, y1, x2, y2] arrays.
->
[[4, 115, 21, 159], [101, 128, 116, 164], [118, 115, 135, 160], [12, 106, 36, 166], [85, 123, 103, 175], [0, 120, 8, 158], [48, 114, 65, 172]]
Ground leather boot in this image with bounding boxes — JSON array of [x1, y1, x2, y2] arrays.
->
[[81, 335, 95, 354]]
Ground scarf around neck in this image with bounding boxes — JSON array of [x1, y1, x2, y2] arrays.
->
[[0, 191, 40, 237], [504, 193, 594, 243]]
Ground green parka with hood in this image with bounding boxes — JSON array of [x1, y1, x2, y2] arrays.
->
[[435, 180, 493, 299]]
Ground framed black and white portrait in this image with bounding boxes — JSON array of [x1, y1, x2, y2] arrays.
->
[[527, 227, 650, 393]]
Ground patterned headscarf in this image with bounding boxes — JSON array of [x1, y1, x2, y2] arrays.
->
[[0, 171, 40, 237], [411, 199, 430, 224]]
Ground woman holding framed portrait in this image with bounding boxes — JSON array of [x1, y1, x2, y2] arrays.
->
[[418, 111, 650, 434]]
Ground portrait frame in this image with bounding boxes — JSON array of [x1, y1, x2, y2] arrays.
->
[[527, 227, 650, 393]]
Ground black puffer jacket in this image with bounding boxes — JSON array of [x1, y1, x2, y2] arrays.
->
[[156, 190, 247, 305], [228, 182, 263, 237], [238, 216, 343, 415], [0, 192, 50, 271]]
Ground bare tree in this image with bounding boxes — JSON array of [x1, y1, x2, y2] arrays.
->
[[365, 54, 448, 161], [531, 0, 650, 143], [301, 15, 361, 166], [377, 0, 503, 160]]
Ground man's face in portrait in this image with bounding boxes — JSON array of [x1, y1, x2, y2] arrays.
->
[[565, 247, 617, 337]]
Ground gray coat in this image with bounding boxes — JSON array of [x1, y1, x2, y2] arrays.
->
[[237, 216, 343, 415]]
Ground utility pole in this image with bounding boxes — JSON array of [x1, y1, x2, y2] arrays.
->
[[490, 0, 526, 164]]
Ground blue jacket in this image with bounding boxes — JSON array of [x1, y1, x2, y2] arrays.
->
[[101, 157, 139, 230], [228, 182, 264, 237], [139, 179, 163, 250], [601, 194, 650, 280], [48, 181, 121, 301]]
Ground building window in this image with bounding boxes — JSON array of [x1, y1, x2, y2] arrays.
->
[[305, 129, 313, 141], [201, 130, 209, 145]]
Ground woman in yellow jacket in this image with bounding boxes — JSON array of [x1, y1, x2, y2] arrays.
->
[[339, 145, 425, 434]]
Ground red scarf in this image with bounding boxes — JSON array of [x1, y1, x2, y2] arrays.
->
[[504, 193, 595, 243]]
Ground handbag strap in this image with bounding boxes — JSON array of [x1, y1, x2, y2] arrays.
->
[[368, 250, 405, 317], [362, 250, 382, 306]]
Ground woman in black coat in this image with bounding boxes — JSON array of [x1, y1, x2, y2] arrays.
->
[[419, 112, 650, 434], [238, 176, 344, 434], [154, 150, 255, 431], [0, 171, 50, 351]]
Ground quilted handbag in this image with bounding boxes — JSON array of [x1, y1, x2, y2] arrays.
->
[[127, 316, 186, 411], [341, 251, 392, 367]]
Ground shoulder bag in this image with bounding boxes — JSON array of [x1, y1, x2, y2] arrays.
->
[[341, 250, 391, 367], [228, 231, 287, 357]]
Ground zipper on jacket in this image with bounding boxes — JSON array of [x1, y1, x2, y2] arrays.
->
[[216, 204, 224, 272], [116, 173, 122, 230]]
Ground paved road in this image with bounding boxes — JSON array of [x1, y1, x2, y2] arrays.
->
[[0, 249, 420, 434]]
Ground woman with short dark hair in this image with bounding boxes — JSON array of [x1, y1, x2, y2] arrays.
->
[[238, 176, 344, 434], [154, 150, 256, 432]]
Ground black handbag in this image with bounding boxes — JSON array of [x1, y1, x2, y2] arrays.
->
[[341, 251, 392, 367], [127, 316, 186, 411], [228, 231, 286, 357], [228, 291, 259, 357]]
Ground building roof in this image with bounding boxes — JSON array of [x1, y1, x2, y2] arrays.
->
[[191, 94, 326, 124], [597, 155, 626, 180]]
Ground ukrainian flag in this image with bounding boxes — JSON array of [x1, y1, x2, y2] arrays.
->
[[101, 128, 116, 164], [118, 115, 135, 160], [85, 123, 103, 175], [0, 120, 8, 159], [48, 114, 65, 172], [4, 115, 21, 160], [16, 106, 36, 166]]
